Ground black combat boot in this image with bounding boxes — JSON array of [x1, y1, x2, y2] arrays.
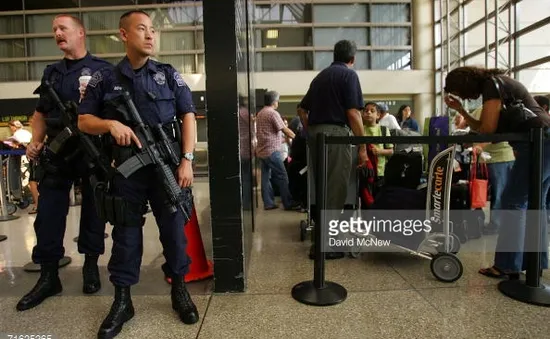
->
[[83, 254, 101, 294], [171, 276, 199, 325], [16, 262, 62, 311], [97, 286, 134, 339]]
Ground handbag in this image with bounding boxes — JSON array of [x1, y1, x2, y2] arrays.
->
[[491, 76, 538, 134], [469, 151, 488, 209]]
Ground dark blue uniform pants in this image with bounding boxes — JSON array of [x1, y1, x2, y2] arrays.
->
[[32, 172, 106, 264], [108, 166, 190, 287]]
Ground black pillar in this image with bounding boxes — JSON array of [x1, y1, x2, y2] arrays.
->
[[203, 0, 256, 293]]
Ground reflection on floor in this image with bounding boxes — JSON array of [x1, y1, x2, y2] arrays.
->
[[1, 182, 550, 338]]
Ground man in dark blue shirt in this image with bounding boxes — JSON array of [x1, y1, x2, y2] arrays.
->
[[17, 14, 111, 312], [298, 40, 367, 259], [78, 10, 199, 338]]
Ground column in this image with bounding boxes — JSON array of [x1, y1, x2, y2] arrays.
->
[[203, 0, 255, 293], [413, 0, 436, 129]]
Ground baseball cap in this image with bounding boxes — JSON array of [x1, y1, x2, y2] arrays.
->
[[377, 103, 389, 112]]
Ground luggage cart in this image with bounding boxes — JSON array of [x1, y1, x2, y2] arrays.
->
[[349, 146, 464, 283], [299, 144, 360, 242]]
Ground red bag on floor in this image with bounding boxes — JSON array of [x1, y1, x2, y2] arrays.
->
[[469, 151, 488, 209], [358, 144, 378, 208]]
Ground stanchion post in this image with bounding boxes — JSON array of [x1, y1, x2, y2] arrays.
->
[[291, 132, 347, 306], [498, 127, 550, 306]]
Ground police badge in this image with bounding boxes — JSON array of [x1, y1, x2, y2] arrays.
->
[[81, 68, 92, 76]]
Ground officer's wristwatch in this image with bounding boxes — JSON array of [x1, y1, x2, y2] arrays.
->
[[182, 152, 194, 161]]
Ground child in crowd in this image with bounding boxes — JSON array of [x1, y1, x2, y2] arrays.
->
[[362, 102, 394, 189]]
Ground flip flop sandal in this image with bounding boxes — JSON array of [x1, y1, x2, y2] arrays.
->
[[479, 266, 519, 280], [28, 207, 37, 214]]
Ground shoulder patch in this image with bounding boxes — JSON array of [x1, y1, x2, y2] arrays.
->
[[174, 72, 186, 87], [88, 71, 103, 88], [153, 71, 166, 85]]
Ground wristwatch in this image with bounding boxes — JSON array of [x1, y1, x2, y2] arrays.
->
[[182, 152, 194, 161]]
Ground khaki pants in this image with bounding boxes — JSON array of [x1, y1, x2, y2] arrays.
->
[[308, 124, 352, 211]]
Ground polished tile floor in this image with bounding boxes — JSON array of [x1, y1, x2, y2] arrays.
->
[[1, 180, 550, 338]]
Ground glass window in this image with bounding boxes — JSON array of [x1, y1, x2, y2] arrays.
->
[[464, 22, 485, 55], [0, 62, 26, 82], [27, 38, 63, 58], [147, 7, 202, 27], [518, 62, 550, 93], [435, 47, 441, 69], [87, 35, 126, 54], [516, 0, 550, 30], [315, 51, 368, 70], [24, 0, 78, 10], [28, 61, 52, 81], [464, 53, 486, 67], [313, 28, 367, 47], [80, 0, 137, 6], [0, 39, 25, 58], [197, 53, 205, 74], [313, 4, 366, 23], [0, 16, 24, 35], [26, 14, 57, 34], [196, 30, 204, 50], [370, 4, 410, 23], [370, 27, 410, 46], [158, 54, 197, 74], [464, 0, 486, 27], [159, 31, 195, 51], [255, 3, 312, 24], [255, 52, 313, 71], [255, 28, 312, 48], [82, 11, 127, 31], [371, 50, 411, 70], [518, 23, 550, 65]]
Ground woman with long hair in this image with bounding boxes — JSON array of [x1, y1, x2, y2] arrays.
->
[[444, 66, 550, 279], [396, 105, 419, 132]]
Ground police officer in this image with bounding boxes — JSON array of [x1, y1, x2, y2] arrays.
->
[[17, 14, 110, 312], [78, 10, 199, 338]]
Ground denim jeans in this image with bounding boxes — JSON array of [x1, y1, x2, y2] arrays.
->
[[487, 161, 514, 231], [493, 137, 550, 272], [260, 151, 293, 209]]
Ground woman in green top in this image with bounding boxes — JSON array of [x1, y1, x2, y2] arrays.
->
[[362, 102, 394, 188]]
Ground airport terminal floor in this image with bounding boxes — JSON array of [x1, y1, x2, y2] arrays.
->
[[1, 178, 550, 338]]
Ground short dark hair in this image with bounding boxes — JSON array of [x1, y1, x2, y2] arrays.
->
[[364, 102, 380, 112], [333, 40, 357, 64], [264, 91, 280, 106], [119, 10, 150, 29], [534, 95, 550, 112]]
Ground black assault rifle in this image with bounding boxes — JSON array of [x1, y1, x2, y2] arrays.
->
[[114, 91, 191, 221], [42, 80, 113, 179]]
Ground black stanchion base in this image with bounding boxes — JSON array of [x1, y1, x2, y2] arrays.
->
[[73, 233, 109, 242], [23, 256, 72, 272], [0, 235, 7, 242], [291, 280, 347, 306], [0, 215, 19, 222], [498, 279, 550, 307]]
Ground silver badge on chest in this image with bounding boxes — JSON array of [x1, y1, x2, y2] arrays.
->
[[153, 71, 166, 85], [81, 67, 92, 76]]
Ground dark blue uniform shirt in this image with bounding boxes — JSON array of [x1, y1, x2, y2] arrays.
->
[[299, 62, 364, 128], [79, 56, 196, 126], [35, 52, 111, 134]]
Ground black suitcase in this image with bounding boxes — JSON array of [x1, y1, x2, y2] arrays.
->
[[383, 151, 423, 189], [449, 184, 484, 242]]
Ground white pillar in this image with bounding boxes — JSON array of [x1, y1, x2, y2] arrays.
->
[[412, 0, 436, 132]]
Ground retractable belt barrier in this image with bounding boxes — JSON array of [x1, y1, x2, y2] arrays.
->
[[291, 128, 550, 308]]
